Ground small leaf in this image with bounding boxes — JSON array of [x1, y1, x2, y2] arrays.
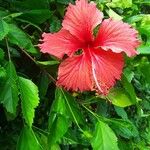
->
[[7, 24, 38, 54], [37, 60, 59, 66], [0, 19, 9, 40], [91, 121, 119, 150], [18, 77, 40, 127], [0, 61, 19, 115], [114, 106, 128, 119], [108, 88, 135, 107], [108, 9, 123, 20], [17, 126, 42, 150]]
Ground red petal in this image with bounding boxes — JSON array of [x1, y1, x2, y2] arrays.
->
[[89, 49, 124, 94], [57, 47, 124, 95], [62, 0, 103, 43], [39, 29, 82, 59], [94, 19, 140, 57], [57, 53, 92, 91]]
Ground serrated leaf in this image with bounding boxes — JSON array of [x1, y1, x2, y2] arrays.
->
[[18, 77, 40, 127], [0, 61, 19, 115], [7, 24, 38, 54], [17, 126, 42, 150], [108, 119, 139, 139], [91, 121, 119, 150], [0, 19, 9, 40]]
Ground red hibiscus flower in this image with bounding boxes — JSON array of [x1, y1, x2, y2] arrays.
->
[[39, 0, 140, 94]]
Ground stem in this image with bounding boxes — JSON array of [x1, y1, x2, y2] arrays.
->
[[33, 125, 49, 135], [5, 38, 11, 61], [20, 48, 36, 63], [81, 104, 109, 122], [60, 88, 84, 133], [20, 48, 56, 83]]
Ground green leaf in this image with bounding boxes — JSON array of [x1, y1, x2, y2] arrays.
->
[[107, 8, 123, 20], [49, 16, 61, 33], [13, 0, 50, 10], [108, 119, 139, 139], [138, 45, 150, 54], [140, 62, 150, 86], [18, 77, 40, 127], [50, 88, 84, 124], [38, 72, 51, 98], [56, 0, 74, 4], [0, 48, 4, 60], [17, 126, 42, 150], [7, 24, 38, 54], [107, 0, 132, 9], [121, 75, 137, 104], [48, 88, 84, 147], [91, 121, 119, 150], [114, 106, 128, 119], [18, 9, 52, 24], [0, 19, 9, 40], [37, 60, 59, 66], [140, 15, 150, 36], [0, 61, 19, 115], [0, 10, 9, 18], [0, 66, 6, 80], [48, 115, 70, 147], [107, 88, 135, 107]]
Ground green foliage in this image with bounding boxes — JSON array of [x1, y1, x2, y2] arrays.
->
[[19, 77, 40, 127], [7, 24, 38, 54], [17, 126, 42, 150], [91, 121, 119, 150], [0, 61, 19, 115], [0, 0, 150, 149], [0, 19, 9, 40]]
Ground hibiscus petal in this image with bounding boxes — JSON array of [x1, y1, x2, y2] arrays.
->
[[57, 54, 92, 91], [94, 19, 140, 57], [89, 49, 124, 94], [39, 29, 82, 59], [62, 0, 103, 43]]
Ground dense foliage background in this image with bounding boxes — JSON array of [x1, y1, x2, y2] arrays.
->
[[0, 0, 150, 149]]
